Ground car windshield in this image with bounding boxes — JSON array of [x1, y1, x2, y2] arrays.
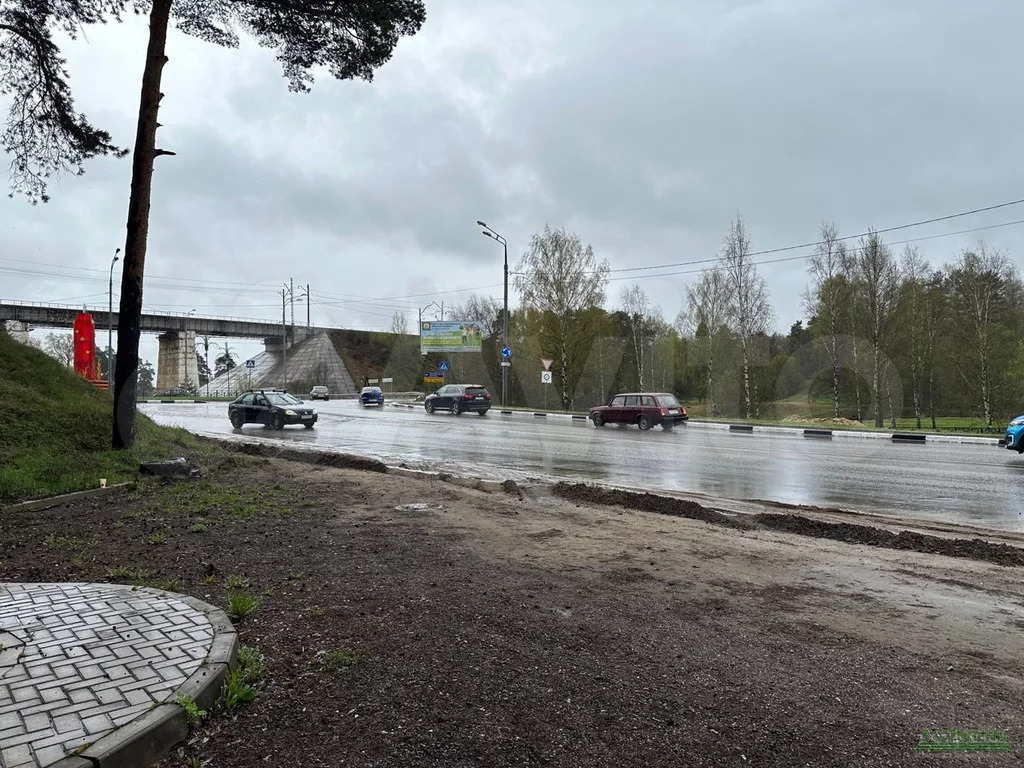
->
[[266, 392, 301, 405], [362, 387, 381, 394], [312, 387, 327, 392], [659, 394, 681, 408], [466, 387, 487, 395]]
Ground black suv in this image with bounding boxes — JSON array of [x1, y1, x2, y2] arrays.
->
[[424, 384, 491, 416], [228, 389, 318, 429]]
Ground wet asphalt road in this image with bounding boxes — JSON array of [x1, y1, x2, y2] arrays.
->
[[140, 399, 1024, 532]]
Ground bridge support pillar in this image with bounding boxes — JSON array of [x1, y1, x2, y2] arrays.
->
[[157, 331, 199, 393], [3, 320, 31, 345]]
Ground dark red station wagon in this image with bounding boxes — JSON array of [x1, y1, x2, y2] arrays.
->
[[588, 392, 688, 431]]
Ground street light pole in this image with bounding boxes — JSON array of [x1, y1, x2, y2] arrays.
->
[[108, 248, 120, 385], [476, 221, 509, 407]]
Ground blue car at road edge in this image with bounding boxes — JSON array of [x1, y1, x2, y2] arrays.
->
[[1004, 415, 1024, 452]]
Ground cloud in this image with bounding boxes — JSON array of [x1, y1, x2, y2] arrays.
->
[[4, 0, 1024, 350]]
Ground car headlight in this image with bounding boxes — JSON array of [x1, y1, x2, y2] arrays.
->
[[285, 409, 297, 416], [1010, 417, 1024, 427], [312, 410, 318, 416]]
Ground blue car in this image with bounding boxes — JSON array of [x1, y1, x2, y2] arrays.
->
[[1005, 415, 1024, 453], [360, 386, 385, 407]]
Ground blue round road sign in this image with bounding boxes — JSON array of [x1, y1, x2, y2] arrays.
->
[[500, 346, 512, 359]]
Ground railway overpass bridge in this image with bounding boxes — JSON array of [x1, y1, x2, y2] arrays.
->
[[0, 300, 334, 391]]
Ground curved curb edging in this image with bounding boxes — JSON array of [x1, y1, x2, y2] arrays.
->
[[72, 590, 238, 768]]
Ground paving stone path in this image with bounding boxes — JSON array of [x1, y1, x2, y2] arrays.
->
[[0, 583, 216, 768]]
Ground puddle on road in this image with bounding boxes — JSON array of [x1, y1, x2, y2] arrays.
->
[[396, 503, 434, 512]]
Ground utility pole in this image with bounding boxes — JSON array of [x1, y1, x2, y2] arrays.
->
[[289, 277, 295, 332], [305, 284, 310, 328], [108, 248, 120, 385], [281, 286, 288, 390], [476, 221, 509, 408]]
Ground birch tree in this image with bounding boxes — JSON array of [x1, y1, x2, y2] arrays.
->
[[621, 284, 651, 390], [946, 245, 1018, 428], [899, 246, 930, 428], [805, 221, 847, 418], [852, 231, 898, 428], [684, 269, 731, 416], [515, 226, 609, 409], [721, 214, 772, 418]]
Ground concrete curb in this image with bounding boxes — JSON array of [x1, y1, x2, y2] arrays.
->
[[383, 403, 1002, 444], [75, 590, 238, 768]]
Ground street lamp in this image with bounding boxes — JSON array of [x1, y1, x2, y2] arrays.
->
[[477, 221, 509, 407], [108, 248, 120, 385]]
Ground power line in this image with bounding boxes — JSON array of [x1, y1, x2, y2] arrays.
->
[[600, 217, 1024, 284], [605, 196, 1024, 275]]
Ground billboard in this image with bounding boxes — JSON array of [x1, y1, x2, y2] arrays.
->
[[419, 320, 483, 353]]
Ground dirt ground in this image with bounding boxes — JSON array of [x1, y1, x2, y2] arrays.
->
[[2, 450, 1022, 767]]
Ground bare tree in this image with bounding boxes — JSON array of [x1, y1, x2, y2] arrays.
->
[[804, 221, 847, 418], [683, 269, 730, 415], [449, 294, 503, 339], [2, 0, 426, 449], [852, 231, 898, 428], [621, 284, 651, 390], [946, 244, 1017, 428], [899, 246, 930, 428], [721, 214, 772, 418], [515, 225, 609, 409], [389, 311, 409, 337], [42, 332, 74, 367]]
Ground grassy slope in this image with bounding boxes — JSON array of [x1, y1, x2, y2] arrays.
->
[[0, 332, 212, 503]]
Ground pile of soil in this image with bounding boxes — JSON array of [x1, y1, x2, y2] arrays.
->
[[554, 482, 1024, 568], [782, 416, 865, 426]]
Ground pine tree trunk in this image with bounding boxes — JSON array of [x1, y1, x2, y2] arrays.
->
[[112, 0, 173, 449]]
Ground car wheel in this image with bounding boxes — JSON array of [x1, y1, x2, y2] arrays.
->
[[662, 421, 674, 431], [592, 414, 604, 427], [425, 402, 435, 414], [451, 401, 462, 416], [638, 415, 652, 431], [304, 423, 315, 429], [273, 413, 284, 430], [230, 413, 243, 429], [477, 410, 488, 417]]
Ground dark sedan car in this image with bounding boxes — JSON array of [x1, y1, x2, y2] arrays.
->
[[424, 384, 491, 416], [228, 389, 318, 430], [360, 386, 385, 407], [589, 392, 688, 431]]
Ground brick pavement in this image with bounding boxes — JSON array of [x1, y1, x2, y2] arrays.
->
[[0, 583, 215, 768]]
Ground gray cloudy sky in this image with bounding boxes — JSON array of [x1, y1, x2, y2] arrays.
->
[[3, 0, 1024, 365]]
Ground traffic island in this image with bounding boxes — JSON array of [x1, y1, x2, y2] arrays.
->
[[0, 583, 235, 768]]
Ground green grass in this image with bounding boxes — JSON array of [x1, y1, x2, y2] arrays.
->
[[315, 647, 361, 674], [0, 332, 220, 504], [219, 645, 268, 713], [226, 592, 259, 621]]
